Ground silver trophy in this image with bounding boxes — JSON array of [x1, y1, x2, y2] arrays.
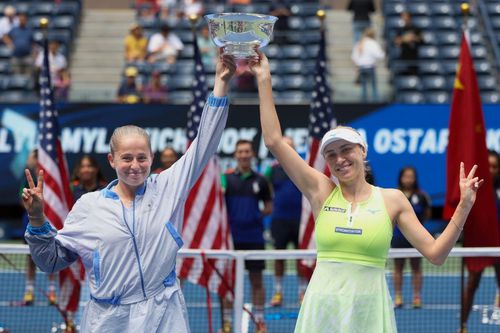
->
[[205, 13, 278, 59]]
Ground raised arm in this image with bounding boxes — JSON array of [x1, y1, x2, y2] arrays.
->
[[22, 169, 80, 272], [390, 163, 482, 265], [248, 51, 332, 208], [154, 53, 236, 223]]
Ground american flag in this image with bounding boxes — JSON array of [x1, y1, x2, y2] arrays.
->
[[38, 37, 83, 313], [178, 32, 233, 299], [299, 29, 336, 274]]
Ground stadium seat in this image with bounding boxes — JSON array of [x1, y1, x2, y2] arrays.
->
[[471, 46, 487, 60], [474, 61, 492, 74], [281, 45, 305, 59], [29, 2, 55, 16], [440, 46, 460, 59], [477, 76, 497, 91], [491, 17, 500, 29], [408, 3, 429, 16], [4, 75, 33, 90], [481, 92, 500, 103], [430, 3, 453, 16], [281, 75, 313, 91], [170, 60, 194, 75], [304, 17, 321, 30], [419, 61, 444, 75], [50, 16, 76, 35], [435, 32, 459, 45], [0, 46, 12, 59], [0, 61, 10, 74], [486, 3, 500, 16], [0, 90, 37, 102], [421, 31, 437, 45], [290, 4, 320, 17], [179, 45, 194, 58], [433, 17, 457, 30], [279, 60, 304, 74], [411, 16, 432, 29], [384, 16, 403, 30], [287, 17, 304, 30], [425, 91, 450, 104], [394, 76, 421, 91], [53, 1, 81, 18], [275, 91, 308, 104], [421, 76, 447, 91], [418, 46, 439, 59], [137, 17, 157, 30], [168, 91, 193, 104], [271, 75, 284, 91], [167, 76, 194, 90], [263, 44, 282, 59], [383, 3, 404, 16], [395, 91, 425, 104]]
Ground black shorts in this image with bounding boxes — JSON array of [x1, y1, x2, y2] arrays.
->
[[271, 218, 300, 249], [234, 242, 265, 271]]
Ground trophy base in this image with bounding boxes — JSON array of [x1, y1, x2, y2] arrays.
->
[[223, 43, 259, 59]]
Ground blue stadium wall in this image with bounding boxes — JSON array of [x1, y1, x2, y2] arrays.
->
[[1, 102, 500, 237]]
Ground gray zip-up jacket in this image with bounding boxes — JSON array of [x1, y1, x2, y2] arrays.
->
[[25, 94, 229, 332]]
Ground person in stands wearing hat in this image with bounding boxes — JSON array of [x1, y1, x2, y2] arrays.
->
[[248, 50, 484, 333], [117, 67, 142, 104], [124, 24, 148, 63]]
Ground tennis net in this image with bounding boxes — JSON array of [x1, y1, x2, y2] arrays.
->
[[1, 245, 499, 333]]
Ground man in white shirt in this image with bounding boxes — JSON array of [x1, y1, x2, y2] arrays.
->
[[147, 24, 184, 64], [35, 40, 67, 80]]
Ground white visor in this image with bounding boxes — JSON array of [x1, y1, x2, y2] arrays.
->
[[320, 128, 368, 156]]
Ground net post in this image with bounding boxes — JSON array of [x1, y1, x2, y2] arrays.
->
[[233, 252, 245, 333]]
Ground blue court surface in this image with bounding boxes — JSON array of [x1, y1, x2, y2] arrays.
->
[[0, 271, 499, 332]]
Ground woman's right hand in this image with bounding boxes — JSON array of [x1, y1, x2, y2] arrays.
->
[[21, 169, 45, 225], [247, 50, 271, 80]]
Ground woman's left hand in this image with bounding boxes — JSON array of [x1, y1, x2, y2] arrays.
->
[[459, 162, 484, 206]]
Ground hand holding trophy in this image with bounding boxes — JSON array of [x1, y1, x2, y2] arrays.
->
[[205, 13, 278, 59]]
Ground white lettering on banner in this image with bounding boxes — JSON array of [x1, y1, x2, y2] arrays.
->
[[371, 128, 449, 154], [146, 127, 186, 153], [61, 127, 82, 153], [219, 128, 258, 154], [487, 129, 500, 152], [82, 128, 106, 153], [0, 129, 12, 152]]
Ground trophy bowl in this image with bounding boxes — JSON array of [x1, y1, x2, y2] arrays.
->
[[205, 13, 278, 59]]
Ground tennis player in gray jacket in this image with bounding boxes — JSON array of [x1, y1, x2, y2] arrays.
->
[[21, 54, 236, 333]]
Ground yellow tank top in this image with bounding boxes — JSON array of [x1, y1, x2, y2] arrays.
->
[[315, 185, 393, 268]]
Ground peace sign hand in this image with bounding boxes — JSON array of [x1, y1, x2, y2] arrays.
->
[[459, 162, 484, 208], [21, 169, 45, 226]]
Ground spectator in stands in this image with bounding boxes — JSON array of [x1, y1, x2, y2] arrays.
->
[[35, 40, 67, 82], [124, 24, 148, 63], [53, 68, 71, 102], [152, 147, 179, 174], [135, 0, 160, 19], [351, 27, 385, 102], [117, 66, 142, 103], [0, 5, 19, 40], [265, 137, 307, 307], [229, 0, 251, 5], [394, 11, 422, 76], [269, 0, 291, 45], [222, 139, 272, 333], [142, 70, 168, 103], [147, 24, 184, 64], [71, 154, 107, 202], [348, 0, 376, 44], [460, 150, 500, 333], [19, 149, 57, 306], [198, 24, 217, 67], [3, 12, 34, 75], [391, 166, 431, 309], [180, 0, 204, 19], [158, 0, 181, 23]]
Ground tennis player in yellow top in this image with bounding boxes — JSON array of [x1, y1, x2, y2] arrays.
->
[[248, 50, 483, 333]]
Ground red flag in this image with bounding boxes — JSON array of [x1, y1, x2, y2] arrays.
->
[[443, 32, 500, 272], [178, 33, 233, 299], [38, 37, 83, 312], [299, 29, 336, 277]]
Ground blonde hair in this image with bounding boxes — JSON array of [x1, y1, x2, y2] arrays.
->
[[109, 125, 152, 155]]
